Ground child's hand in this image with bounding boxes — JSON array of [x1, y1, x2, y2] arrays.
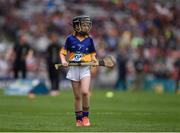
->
[[92, 58, 98, 66], [62, 60, 68, 67], [92, 58, 97, 62]]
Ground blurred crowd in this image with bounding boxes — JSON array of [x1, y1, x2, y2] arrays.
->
[[0, 0, 179, 92]]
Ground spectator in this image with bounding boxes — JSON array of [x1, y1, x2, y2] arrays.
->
[[115, 46, 128, 90], [133, 47, 145, 90], [12, 34, 31, 79], [46, 33, 61, 96], [173, 58, 180, 94]]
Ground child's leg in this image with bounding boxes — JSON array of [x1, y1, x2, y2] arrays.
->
[[80, 76, 91, 111], [72, 81, 81, 111], [71, 81, 83, 126], [80, 76, 91, 126]]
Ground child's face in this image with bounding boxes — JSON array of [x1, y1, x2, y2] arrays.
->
[[81, 21, 91, 33]]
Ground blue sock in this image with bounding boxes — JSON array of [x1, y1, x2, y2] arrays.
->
[[82, 106, 89, 117], [75, 111, 83, 121], [83, 111, 89, 117]]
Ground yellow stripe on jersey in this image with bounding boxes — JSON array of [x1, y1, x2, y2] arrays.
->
[[69, 52, 96, 62], [60, 47, 96, 62], [60, 47, 67, 55]]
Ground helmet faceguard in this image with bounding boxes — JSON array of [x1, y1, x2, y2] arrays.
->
[[73, 15, 92, 35]]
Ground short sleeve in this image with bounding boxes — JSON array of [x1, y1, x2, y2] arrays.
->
[[89, 38, 96, 55], [60, 37, 70, 55]]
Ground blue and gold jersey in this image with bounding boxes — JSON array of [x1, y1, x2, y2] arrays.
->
[[60, 35, 96, 62]]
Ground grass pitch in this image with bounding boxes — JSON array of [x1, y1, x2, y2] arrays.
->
[[0, 89, 180, 132]]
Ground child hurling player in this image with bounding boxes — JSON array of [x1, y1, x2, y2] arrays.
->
[[60, 15, 97, 126]]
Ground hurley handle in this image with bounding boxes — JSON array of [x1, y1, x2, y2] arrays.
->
[[55, 62, 97, 70]]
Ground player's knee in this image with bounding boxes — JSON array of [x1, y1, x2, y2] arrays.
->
[[82, 92, 89, 97], [74, 95, 81, 101]]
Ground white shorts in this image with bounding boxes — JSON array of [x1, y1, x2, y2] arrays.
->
[[66, 66, 91, 81]]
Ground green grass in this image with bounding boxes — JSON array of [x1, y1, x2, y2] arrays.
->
[[0, 89, 180, 132]]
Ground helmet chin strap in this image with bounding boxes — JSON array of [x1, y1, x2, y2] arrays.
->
[[78, 31, 89, 36]]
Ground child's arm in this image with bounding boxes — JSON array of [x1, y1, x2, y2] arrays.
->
[[91, 54, 97, 62], [91, 54, 98, 66], [60, 53, 68, 67], [60, 38, 69, 67], [90, 38, 97, 63]]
